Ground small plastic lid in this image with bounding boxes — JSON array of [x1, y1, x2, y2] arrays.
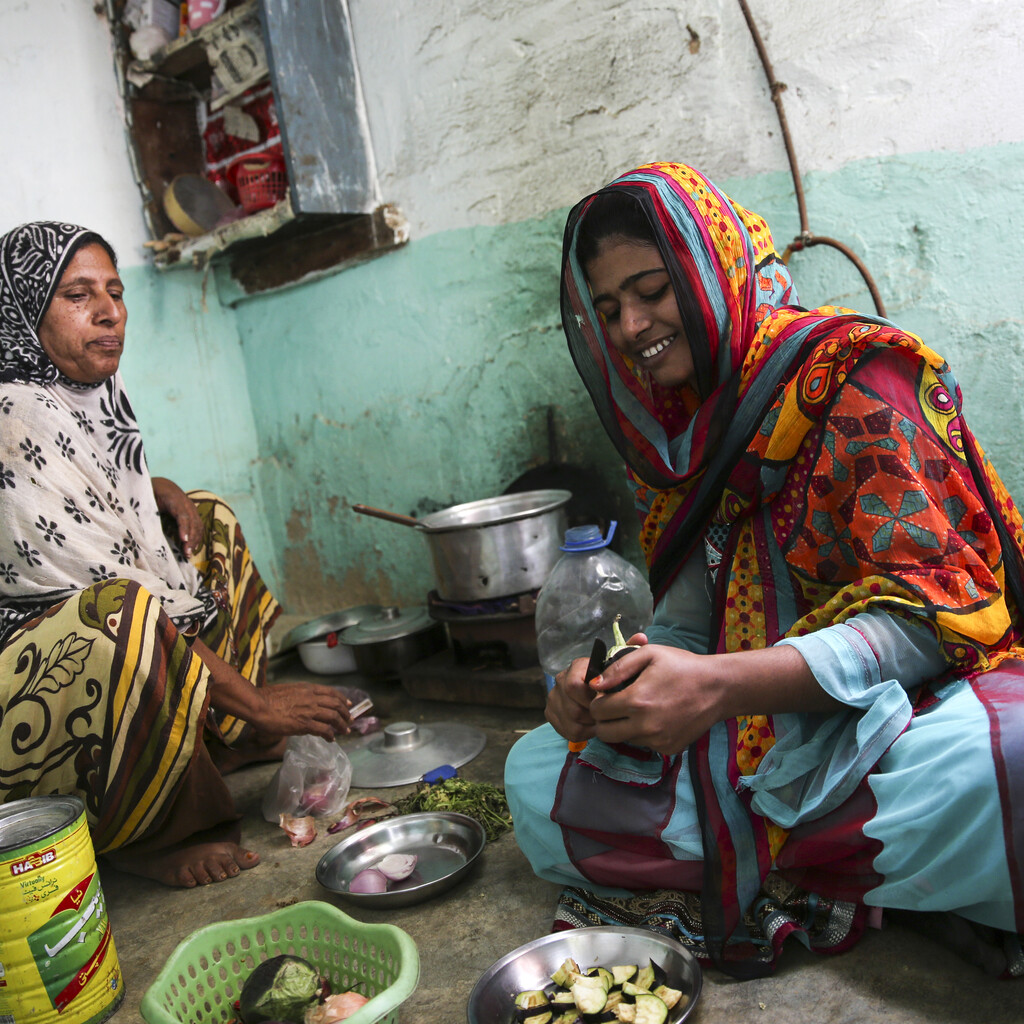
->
[[560, 521, 617, 551]]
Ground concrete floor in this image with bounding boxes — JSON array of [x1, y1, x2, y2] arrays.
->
[[102, 651, 1023, 1024]]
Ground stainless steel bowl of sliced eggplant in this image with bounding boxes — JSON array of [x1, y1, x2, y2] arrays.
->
[[466, 926, 702, 1024]]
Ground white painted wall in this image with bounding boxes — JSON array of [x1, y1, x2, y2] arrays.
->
[[350, 0, 1024, 236], [3, 0, 1023, 260], [1, 0, 145, 261]]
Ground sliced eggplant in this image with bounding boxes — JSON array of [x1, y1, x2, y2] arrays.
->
[[632, 993, 668, 1024], [551, 958, 581, 988], [613, 1005, 636, 1023], [592, 967, 615, 989], [652, 985, 684, 1010], [610, 965, 638, 987], [633, 963, 655, 991], [551, 989, 577, 1005], [515, 990, 551, 1020], [571, 978, 608, 1015], [648, 960, 668, 989]]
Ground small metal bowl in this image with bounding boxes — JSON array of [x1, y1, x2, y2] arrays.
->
[[466, 926, 702, 1024], [316, 811, 485, 909], [296, 635, 358, 675]]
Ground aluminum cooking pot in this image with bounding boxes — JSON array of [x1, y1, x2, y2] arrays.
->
[[353, 489, 571, 601]]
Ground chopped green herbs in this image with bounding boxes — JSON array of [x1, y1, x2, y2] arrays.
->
[[393, 778, 513, 842]]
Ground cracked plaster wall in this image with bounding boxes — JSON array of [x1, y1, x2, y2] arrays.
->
[[3, 0, 1024, 611], [231, 0, 1024, 611]]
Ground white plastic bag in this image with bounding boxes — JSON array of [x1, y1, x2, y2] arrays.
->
[[262, 734, 352, 823]]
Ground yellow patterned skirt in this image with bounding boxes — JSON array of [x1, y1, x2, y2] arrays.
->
[[0, 492, 280, 853]]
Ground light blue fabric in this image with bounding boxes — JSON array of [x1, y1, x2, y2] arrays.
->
[[504, 725, 636, 896], [744, 611, 945, 827], [573, 740, 672, 785], [642, 549, 709, 652], [644, 551, 951, 830], [864, 678, 1015, 930], [505, 553, 1016, 927]]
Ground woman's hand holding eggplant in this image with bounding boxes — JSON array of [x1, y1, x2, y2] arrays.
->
[[587, 637, 835, 755], [587, 640, 725, 754], [544, 656, 598, 743]]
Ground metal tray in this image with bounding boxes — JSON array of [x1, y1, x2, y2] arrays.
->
[[316, 811, 486, 909]]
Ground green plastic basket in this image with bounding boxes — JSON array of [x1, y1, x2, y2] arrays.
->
[[140, 900, 419, 1024]]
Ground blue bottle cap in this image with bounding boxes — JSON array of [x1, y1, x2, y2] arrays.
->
[[560, 521, 617, 551]]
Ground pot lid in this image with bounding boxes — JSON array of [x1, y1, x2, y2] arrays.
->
[[274, 604, 383, 655], [340, 605, 434, 645], [344, 721, 487, 787]]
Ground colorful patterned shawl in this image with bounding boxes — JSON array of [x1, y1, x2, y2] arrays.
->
[[560, 163, 1024, 972]]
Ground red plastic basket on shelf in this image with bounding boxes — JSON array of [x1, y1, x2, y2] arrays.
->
[[228, 153, 288, 214]]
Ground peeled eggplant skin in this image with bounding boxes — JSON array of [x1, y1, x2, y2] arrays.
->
[[237, 955, 323, 1024]]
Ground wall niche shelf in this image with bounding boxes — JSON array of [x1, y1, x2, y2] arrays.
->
[[106, 0, 407, 296]]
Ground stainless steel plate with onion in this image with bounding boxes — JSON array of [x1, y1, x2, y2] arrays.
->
[[316, 811, 486, 909], [466, 926, 702, 1024]]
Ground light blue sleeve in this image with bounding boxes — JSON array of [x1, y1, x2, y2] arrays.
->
[[742, 608, 947, 828], [643, 547, 712, 653]]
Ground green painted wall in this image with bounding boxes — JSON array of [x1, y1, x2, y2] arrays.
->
[[231, 211, 636, 613], [119, 145, 1024, 613], [116, 264, 279, 588]]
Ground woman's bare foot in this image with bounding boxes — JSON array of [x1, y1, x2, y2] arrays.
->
[[105, 840, 260, 888], [210, 734, 287, 775]]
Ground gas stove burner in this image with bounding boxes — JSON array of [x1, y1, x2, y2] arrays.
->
[[427, 588, 538, 621], [425, 590, 539, 669]]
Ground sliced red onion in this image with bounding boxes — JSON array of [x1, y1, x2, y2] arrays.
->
[[376, 853, 418, 881], [348, 868, 389, 893]]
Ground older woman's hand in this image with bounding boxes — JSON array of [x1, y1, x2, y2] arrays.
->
[[544, 655, 598, 743], [152, 476, 204, 557], [195, 637, 353, 741], [247, 681, 353, 741]]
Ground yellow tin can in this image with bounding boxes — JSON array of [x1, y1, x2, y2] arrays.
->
[[0, 796, 124, 1024]]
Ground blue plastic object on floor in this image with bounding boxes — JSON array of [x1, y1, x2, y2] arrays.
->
[[422, 764, 457, 784]]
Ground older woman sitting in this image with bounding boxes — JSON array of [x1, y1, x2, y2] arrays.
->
[[0, 221, 351, 887]]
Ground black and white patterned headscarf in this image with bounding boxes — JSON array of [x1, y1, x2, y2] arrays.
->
[[0, 221, 114, 387], [0, 221, 215, 646]]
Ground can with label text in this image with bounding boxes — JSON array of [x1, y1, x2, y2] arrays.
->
[[0, 796, 124, 1024]]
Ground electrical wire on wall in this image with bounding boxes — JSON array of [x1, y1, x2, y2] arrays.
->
[[737, 0, 887, 317]]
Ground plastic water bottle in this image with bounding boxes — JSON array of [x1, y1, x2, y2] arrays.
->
[[535, 522, 654, 691]]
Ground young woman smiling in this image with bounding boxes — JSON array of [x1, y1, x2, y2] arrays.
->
[[506, 163, 1024, 978]]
